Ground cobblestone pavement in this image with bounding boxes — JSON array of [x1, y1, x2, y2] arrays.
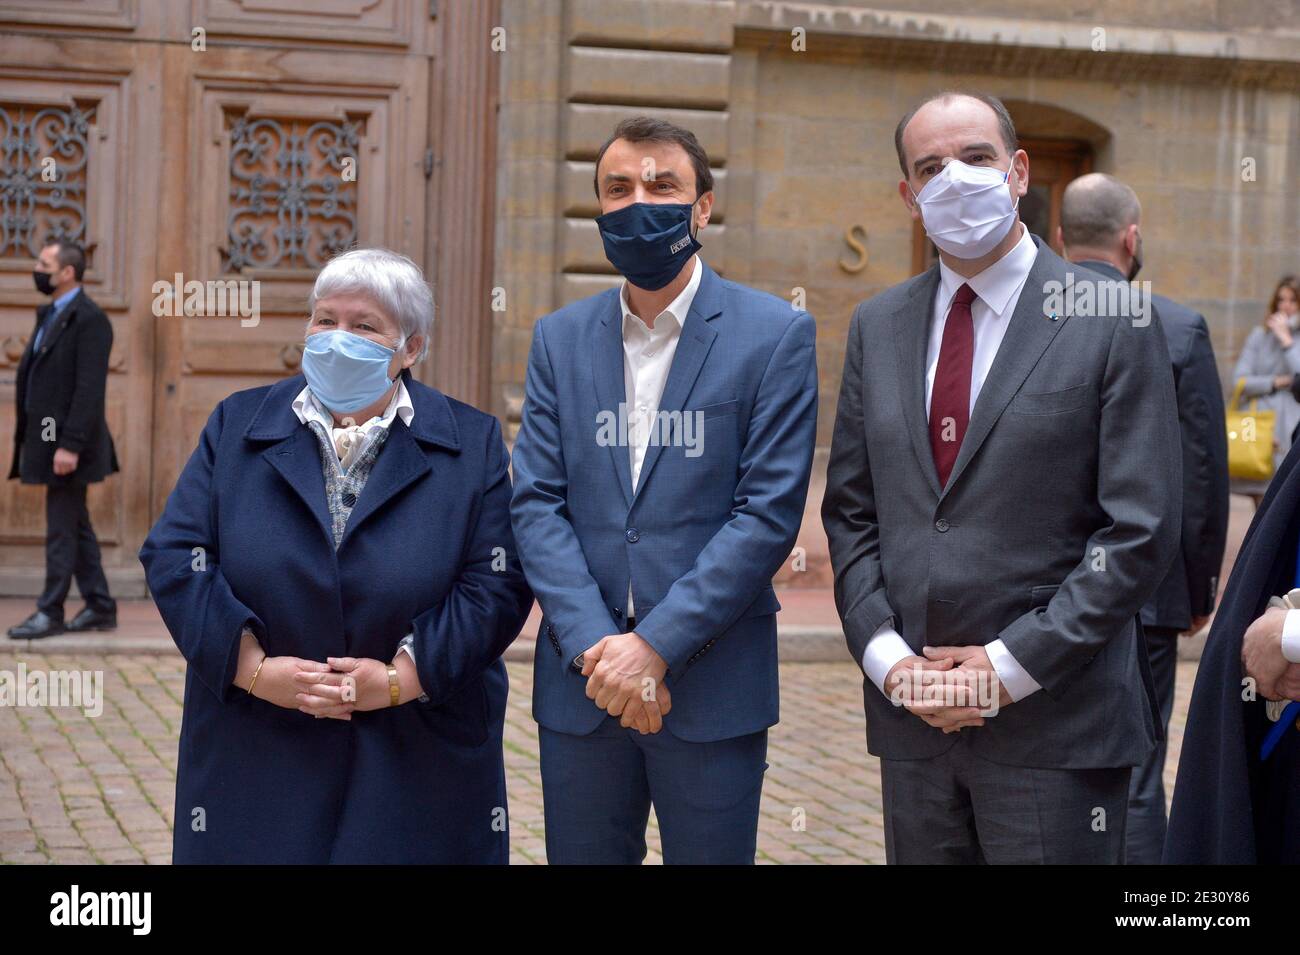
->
[[0, 653, 1195, 864]]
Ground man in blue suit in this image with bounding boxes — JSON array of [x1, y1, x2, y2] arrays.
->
[[510, 116, 818, 864]]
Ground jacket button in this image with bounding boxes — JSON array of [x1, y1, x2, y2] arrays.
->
[[935, 519, 949, 532], [341, 491, 358, 508], [625, 528, 639, 543]]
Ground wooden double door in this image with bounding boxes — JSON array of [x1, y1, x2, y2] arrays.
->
[[0, 0, 497, 596]]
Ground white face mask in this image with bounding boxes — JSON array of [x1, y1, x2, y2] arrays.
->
[[911, 159, 1020, 260]]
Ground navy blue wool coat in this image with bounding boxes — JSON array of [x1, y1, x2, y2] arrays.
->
[[140, 372, 532, 863], [1165, 436, 1300, 863]]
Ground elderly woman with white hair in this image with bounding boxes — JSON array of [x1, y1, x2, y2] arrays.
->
[[140, 247, 532, 863]]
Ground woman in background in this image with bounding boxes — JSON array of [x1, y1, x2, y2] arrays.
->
[[1232, 275, 1300, 506]]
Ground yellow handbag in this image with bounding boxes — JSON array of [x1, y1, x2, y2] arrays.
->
[[1227, 378, 1276, 481]]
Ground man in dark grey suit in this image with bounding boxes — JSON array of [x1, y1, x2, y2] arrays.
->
[[822, 91, 1182, 863], [1059, 173, 1230, 864]]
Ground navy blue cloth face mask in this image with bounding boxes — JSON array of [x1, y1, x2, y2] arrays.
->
[[595, 200, 702, 291]]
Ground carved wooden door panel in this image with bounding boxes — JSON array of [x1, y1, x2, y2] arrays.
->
[[0, 1, 433, 596], [149, 9, 432, 523], [0, 26, 160, 597]]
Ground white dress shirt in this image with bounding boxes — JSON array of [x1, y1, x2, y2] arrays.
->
[[291, 380, 414, 469], [862, 224, 1044, 703], [291, 379, 418, 665], [621, 256, 702, 619]]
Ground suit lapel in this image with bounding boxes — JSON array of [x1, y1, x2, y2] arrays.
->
[[31, 294, 79, 366], [339, 420, 433, 548], [260, 427, 335, 547], [633, 263, 720, 498], [248, 375, 336, 547], [248, 374, 457, 550], [592, 293, 635, 508], [940, 238, 1070, 498], [892, 267, 943, 500], [341, 378, 458, 546]]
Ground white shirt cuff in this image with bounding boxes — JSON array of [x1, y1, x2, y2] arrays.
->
[[396, 632, 428, 703], [861, 622, 913, 696], [985, 638, 1041, 702], [1281, 609, 1300, 664]]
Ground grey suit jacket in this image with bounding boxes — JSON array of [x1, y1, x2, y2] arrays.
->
[[822, 234, 1182, 769], [1076, 260, 1229, 631]]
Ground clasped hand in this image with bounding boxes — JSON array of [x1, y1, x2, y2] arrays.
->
[[1242, 607, 1300, 702], [235, 634, 417, 719], [885, 645, 1012, 734], [581, 632, 672, 735]]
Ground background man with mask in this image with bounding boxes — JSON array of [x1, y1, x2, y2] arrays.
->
[[822, 91, 1181, 863], [8, 241, 119, 639], [511, 116, 817, 864], [1059, 172, 1230, 864]]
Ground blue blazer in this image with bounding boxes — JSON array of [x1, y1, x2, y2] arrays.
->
[[139, 372, 532, 863], [510, 261, 818, 742]]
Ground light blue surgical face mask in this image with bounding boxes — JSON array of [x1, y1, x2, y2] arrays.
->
[[300, 329, 403, 414]]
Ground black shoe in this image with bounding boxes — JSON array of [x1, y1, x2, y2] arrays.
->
[[7, 611, 65, 640], [67, 606, 117, 632]]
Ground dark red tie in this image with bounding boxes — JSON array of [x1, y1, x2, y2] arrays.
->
[[930, 283, 977, 488]]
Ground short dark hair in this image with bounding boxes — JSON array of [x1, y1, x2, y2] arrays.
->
[[44, 240, 86, 282], [593, 116, 714, 199], [894, 91, 1019, 178]]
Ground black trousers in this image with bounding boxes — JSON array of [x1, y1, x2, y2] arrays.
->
[[1125, 625, 1179, 864], [37, 482, 114, 620]]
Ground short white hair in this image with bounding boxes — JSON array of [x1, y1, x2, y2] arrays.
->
[[308, 247, 434, 361]]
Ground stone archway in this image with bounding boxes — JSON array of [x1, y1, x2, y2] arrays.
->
[[1005, 100, 1114, 253]]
